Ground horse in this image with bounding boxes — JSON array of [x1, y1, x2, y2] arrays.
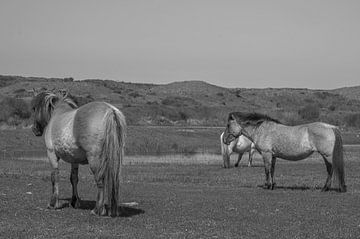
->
[[223, 112, 346, 192], [220, 132, 255, 168], [31, 90, 126, 216]]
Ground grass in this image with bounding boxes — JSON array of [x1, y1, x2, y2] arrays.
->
[[1, 149, 360, 238], [1, 128, 360, 161]]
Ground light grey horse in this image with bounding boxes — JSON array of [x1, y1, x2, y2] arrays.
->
[[220, 132, 255, 168], [223, 112, 346, 192], [31, 90, 126, 216]]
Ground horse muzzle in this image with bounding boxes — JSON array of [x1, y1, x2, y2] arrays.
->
[[223, 134, 235, 145]]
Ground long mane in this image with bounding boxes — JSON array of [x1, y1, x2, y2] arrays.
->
[[228, 112, 282, 126], [32, 91, 78, 111]]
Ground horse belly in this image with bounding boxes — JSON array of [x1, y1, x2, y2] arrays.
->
[[55, 145, 87, 164], [275, 150, 313, 161], [273, 137, 314, 161]]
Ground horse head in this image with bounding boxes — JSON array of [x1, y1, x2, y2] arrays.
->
[[223, 113, 243, 145], [30, 91, 62, 136]]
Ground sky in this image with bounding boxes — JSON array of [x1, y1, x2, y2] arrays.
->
[[0, 0, 360, 89]]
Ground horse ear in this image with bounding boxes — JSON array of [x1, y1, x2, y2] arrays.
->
[[32, 88, 38, 96], [49, 96, 59, 109], [229, 114, 235, 121], [59, 89, 68, 98]]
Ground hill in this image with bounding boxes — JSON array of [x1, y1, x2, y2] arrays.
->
[[1, 75, 360, 129]]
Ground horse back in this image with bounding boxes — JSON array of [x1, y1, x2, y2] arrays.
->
[[258, 122, 337, 159]]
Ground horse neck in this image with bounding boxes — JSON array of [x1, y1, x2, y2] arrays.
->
[[252, 121, 280, 138], [243, 125, 257, 140], [244, 121, 273, 141]]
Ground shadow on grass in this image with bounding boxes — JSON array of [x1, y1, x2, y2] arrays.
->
[[235, 164, 264, 168], [256, 185, 342, 192], [60, 198, 145, 217]]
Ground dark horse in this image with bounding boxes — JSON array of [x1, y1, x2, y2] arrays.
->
[[223, 112, 346, 192], [31, 90, 126, 216]]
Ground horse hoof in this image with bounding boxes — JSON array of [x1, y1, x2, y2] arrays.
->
[[47, 203, 63, 210], [234, 164, 238, 167], [71, 198, 81, 209], [91, 207, 108, 216], [271, 183, 276, 190], [339, 187, 347, 193], [321, 187, 329, 192], [72, 201, 81, 209]]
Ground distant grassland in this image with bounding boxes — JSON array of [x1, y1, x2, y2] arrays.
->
[[0, 127, 359, 159], [0, 127, 224, 158]]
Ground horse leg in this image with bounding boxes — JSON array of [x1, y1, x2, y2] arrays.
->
[[262, 153, 272, 189], [248, 148, 254, 167], [89, 158, 107, 216], [92, 180, 107, 216], [321, 155, 333, 192], [47, 150, 61, 209], [235, 152, 243, 167], [223, 151, 231, 168], [70, 163, 81, 208], [270, 157, 277, 190]]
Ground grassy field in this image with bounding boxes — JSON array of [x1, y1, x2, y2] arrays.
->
[[1, 146, 360, 238], [1, 127, 360, 160]]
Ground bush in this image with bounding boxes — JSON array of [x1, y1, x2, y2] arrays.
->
[[70, 95, 94, 106], [129, 92, 141, 98], [298, 105, 320, 121], [0, 97, 31, 125], [328, 105, 336, 111], [161, 96, 199, 107], [344, 113, 360, 128]]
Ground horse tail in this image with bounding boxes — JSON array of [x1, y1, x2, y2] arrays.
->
[[220, 132, 230, 168], [97, 107, 126, 216], [332, 127, 346, 192], [220, 132, 225, 155]]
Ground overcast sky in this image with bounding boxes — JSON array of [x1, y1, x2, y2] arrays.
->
[[1, 0, 359, 89]]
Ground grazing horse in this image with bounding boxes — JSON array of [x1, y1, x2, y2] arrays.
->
[[220, 132, 255, 168], [31, 90, 126, 216], [223, 112, 346, 192]]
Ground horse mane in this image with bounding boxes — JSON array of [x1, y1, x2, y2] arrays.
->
[[228, 112, 282, 126], [32, 90, 78, 115]]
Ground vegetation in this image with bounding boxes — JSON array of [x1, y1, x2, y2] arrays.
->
[[0, 75, 360, 129], [298, 105, 320, 121], [1, 149, 360, 238], [0, 97, 31, 126], [344, 113, 360, 128]]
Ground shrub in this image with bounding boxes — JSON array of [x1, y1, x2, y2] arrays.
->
[[328, 105, 336, 111], [161, 96, 199, 107], [129, 92, 141, 98], [70, 95, 94, 106], [63, 77, 74, 82], [179, 111, 189, 121], [298, 105, 320, 121], [0, 97, 31, 125], [344, 113, 360, 128]]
